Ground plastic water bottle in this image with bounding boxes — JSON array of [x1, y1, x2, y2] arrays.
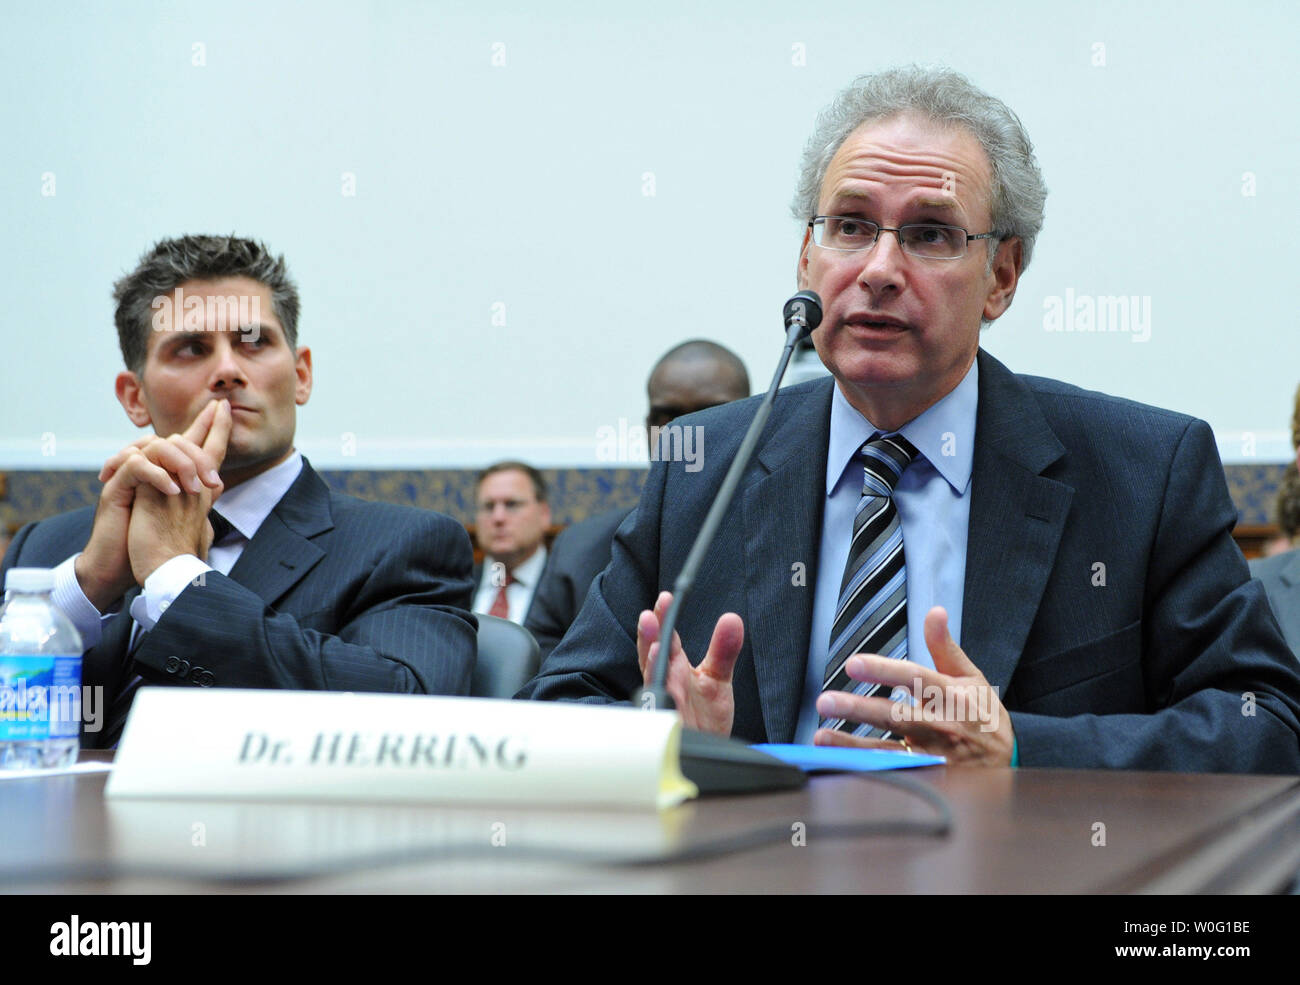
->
[[0, 568, 84, 769]]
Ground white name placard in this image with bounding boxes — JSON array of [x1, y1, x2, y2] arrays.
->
[[105, 689, 697, 810]]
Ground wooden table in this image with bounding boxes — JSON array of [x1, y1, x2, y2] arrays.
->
[[3, 756, 1299, 894]]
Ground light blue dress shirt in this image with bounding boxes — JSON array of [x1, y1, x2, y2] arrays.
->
[[794, 360, 978, 743]]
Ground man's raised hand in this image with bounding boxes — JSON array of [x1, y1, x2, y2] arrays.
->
[[636, 590, 744, 737], [75, 400, 232, 609], [813, 606, 1014, 766]]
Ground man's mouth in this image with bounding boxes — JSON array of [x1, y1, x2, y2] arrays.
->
[[845, 314, 909, 331]]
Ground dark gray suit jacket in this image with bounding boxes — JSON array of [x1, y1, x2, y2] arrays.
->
[[1, 460, 477, 746], [521, 350, 1300, 773], [1251, 549, 1300, 659], [525, 507, 632, 662]]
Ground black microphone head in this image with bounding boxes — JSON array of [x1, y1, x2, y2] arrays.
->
[[783, 290, 823, 338]]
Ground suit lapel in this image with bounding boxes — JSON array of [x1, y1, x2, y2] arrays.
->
[[961, 351, 1073, 691], [742, 379, 834, 743], [226, 460, 331, 606]]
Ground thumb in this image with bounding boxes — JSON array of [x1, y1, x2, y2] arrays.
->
[[924, 606, 976, 677], [698, 612, 744, 683]]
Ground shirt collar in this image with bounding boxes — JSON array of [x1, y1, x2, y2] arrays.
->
[[212, 451, 304, 541], [826, 358, 978, 496]]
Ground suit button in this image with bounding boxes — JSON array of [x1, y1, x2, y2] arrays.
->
[[175, 659, 192, 679], [193, 669, 215, 687], [164, 656, 181, 675]]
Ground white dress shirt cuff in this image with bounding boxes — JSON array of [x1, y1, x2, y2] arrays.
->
[[52, 554, 112, 650], [128, 555, 214, 632]]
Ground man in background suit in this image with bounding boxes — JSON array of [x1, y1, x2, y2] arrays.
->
[[471, 461, 551, 626], [1, 235, 477, 746], [522, 68, 1300, 772], [526, 339, 750, 661], [1251, 383, 1300, 657]]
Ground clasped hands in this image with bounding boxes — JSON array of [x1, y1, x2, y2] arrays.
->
[[637, 592, 1014, 766], [74, 400, 232, 612]]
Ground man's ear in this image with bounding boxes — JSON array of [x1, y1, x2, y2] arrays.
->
[[982, 237, 1023, 323], [796, 227, 812, 290], [295, 346, 313, 406], [115, 371, 153, 428]]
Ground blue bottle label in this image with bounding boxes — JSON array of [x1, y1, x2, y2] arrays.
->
[[0, 655, 83, 741]]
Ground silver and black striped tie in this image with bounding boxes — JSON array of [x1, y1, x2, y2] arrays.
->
[[820, 434, 918, 736]]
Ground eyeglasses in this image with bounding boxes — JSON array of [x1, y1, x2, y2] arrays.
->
[[808, 216, 999, 260]]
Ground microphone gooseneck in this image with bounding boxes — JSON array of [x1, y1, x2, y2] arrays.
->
[[636, 291, 823, 711]]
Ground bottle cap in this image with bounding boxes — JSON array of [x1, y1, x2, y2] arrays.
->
[[4, 568, 56, 593]]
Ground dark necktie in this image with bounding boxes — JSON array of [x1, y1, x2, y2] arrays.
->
[[820, 434, 918, 736], [488, 571, 514, 619], [209, 509, 235, 546]]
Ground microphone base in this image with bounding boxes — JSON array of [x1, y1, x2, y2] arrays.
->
[[679, 728, 807, 796]]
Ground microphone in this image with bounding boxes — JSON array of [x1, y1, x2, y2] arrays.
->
[[633, 291, 822, 795], [782, 290, 823, 339]]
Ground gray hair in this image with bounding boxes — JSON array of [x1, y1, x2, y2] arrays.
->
[[792, 66, 1047, 270], [112, 234, 300, 374]]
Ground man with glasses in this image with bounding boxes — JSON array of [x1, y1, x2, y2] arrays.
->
[[472, 461, 552, 626], [523, 67, 1300, 772]]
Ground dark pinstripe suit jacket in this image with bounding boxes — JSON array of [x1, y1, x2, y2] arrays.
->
[[1, 460, 477, 747], [523, 350, 1300, 773]]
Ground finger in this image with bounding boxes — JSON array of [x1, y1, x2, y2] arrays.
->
[[813, 728, 910, 751], [815, 690, 903, 735], [924, 607, 979, 678], [636, 609, 660, 681], [202, 399, 232, 468], [651, 590, 684, 656], [697, 612, 744, 683], [110, 449, 181, 497], [133, 437, 208, 494], [99, 436, 155, 482], [845, 654, 944, 695], [162, 433, 222, 489], [181, 399, 219, 446]]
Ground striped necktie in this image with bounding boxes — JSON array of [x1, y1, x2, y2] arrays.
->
[[820, 434, 918, 736]]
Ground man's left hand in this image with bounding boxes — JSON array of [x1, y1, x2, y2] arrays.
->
[[127, 482, 217, 584], [813, 606, 1014, 766], [124, 399, 232, 584]]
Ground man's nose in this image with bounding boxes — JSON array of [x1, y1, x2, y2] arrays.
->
[[209, 335, 246, 389], [856, 229, 907, 297]]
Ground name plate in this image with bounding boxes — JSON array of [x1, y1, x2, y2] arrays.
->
[[105, 689, 697, 810]]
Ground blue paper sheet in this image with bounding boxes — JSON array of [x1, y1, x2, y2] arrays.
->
[[753, 743, 945, 772]]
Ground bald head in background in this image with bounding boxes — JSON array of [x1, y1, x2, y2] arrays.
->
[[524, 339, 751, 663], [646, 340, 751, 431]]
